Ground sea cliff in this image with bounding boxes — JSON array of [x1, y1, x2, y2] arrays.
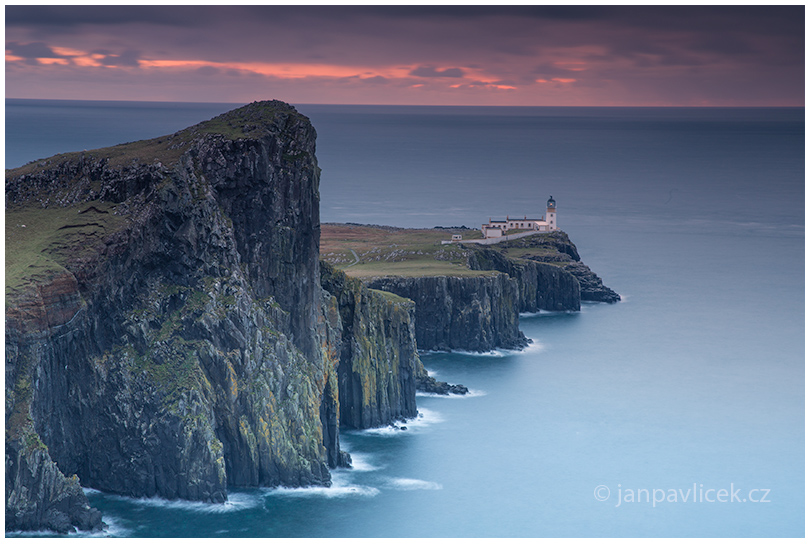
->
[[6, 101, 612, 534], [5, 101, 427, 533], [366, 274, 529, 352], [322, 225, 619, 353], [320, 261, 421, 429]]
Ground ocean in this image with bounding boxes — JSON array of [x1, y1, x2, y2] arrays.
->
[[5, 99, 804, 537]]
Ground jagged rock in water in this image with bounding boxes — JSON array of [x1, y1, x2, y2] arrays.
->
[[562, 262, 621, 303], [416, 374, 469, 395]]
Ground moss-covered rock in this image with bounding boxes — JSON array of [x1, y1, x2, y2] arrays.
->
[[320, 262, 420, 428], [365, 274, 529, 352], [5, 101, 340, 531]]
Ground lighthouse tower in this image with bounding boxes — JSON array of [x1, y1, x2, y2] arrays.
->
[[546, 196, 557, 231]]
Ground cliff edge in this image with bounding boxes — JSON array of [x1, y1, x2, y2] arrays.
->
[[6, 101, 350, 533], [322, 225, 619, 352]]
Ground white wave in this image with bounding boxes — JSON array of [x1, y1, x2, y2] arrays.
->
[[6, 529, 62, 538], [82, 487, 102, 495], [357, 407, 444, 436], [420, 346, 523, 357], [417, 388, 486, 398], [386, 477, 443, 491], [265, 473, 379, 498], [519, 309, 558, 317], [518, 340, 545, 354], [339, 451, 381, 472], [103, 490, 260, 513], [448, 348, 508, 357], [5, 516, 130, 539], [425, 368, 437, 377], [451, 339, 545, 357], [520, 308, 579, 318], [88, 515, 131, 538]]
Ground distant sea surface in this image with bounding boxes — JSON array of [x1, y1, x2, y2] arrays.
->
[[5, 99, 804, 537]]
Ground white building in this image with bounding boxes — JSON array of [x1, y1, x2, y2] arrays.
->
[[481, 196, 558, 238]]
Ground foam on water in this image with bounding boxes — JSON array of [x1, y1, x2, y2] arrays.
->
[[265, 472, 380, 499], [6, 529, 62, 538], [5, 515, 131, 539], [101, 490, 261, 513], [519, 309, 558, 317], [386, 477, 443, 491], [452, 339, 546, 357], [356, 407, 444, 436], [339, 451, 381, 472], [89, 515, 131, 538], [417, 388, 487, 398], [518, 339, 545, 354]]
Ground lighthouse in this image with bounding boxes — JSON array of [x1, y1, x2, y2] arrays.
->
[[546, 196, 557, 231]]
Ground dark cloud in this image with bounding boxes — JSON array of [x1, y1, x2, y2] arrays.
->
[[195, 65, 221, 76], [5, 5, 803, 106], [6, 41, 62, 59], [5, 6, 215, 28], [98, 49, 141, 67], [6, 5, 802, 34], [532, 63, 579, 78], [410, 66, 464, 78]]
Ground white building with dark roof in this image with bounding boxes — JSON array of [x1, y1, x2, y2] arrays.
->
[[481, 196, 558, 238]]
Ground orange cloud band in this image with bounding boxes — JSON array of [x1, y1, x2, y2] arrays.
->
[[6, 45, 521, 92]]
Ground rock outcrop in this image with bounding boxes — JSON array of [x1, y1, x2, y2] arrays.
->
[[562, 262, 621, 303], [361, 230, 616, 353], [320, 262, 420, 429], [366, 274, 529, 352], [470, 231, 620, 304], [5, 101, 355, 533], [467, 248, 581, 312]]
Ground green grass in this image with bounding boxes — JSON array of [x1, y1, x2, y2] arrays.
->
[[348, 260, 497, 278], [500, 246, 573, 262], [320, 223, 576, 278], [6, 201, 128, 295], [9, 134, 191, 176], [8, 101, 306, 176], [194, 100, 309, 141], [369, 289, 411, 303], [320, 224, 495, 278]]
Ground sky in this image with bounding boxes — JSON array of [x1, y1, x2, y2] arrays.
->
[[4, 5, 806, 106]]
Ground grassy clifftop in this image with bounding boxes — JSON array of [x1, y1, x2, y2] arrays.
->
[[319, 223, 577, 278], [6, 101, 311, 298], [8, 100, 306, 176]]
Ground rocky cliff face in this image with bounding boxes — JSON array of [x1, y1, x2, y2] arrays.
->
[[361, 230, 617, 352], [365, 274, 529, 352], [476, 231, 620, 304], [320, 262, 420, 429], [562, 262, 621, 303], [467, 248, 581, 312], [5, 102, 351, 532]]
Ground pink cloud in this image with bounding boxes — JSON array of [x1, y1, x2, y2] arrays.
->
[[4, 6, 804, 106]]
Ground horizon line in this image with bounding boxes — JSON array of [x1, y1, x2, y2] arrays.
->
[[5, 97, 805, 109]]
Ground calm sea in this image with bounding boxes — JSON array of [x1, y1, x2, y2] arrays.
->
[[5, 99, 804, 537]]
